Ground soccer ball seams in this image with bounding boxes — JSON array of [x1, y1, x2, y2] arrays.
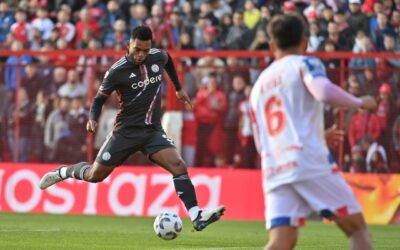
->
[[154, 212, 183, 240]]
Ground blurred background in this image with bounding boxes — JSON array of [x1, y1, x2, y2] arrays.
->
[[0, 0, 400, 175]]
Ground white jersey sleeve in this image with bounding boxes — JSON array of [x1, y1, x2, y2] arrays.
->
[[250, 55, 338, 192]]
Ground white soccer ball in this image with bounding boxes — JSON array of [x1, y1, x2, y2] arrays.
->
[[153, 212, 183, 240]]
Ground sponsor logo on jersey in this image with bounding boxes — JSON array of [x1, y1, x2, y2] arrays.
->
[[129, 73, 136, 78], [151, 64, 159, 73], [131, 73, 162, 89]]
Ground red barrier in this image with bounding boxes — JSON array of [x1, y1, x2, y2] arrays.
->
[[1, 163, 399, 224], [0, 163, 264, 220]]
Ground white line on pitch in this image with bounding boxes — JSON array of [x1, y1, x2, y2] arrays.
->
[[0, 228, 61, 232]]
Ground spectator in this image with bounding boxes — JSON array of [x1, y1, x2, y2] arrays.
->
[[243, 0, 261, 30], [344, 75, 363, 132], [371, 12, 396, 51], [303, 0, 325, 19], [319, 6, 334, 36], [10, 9, 31, 45], [58, 69, 86, 98], [348, 108, 381, 148], [320, 21, 349, 51], [194, 72, 227, 167], [192, 13, 212, 51], [346, 0, 370, 36], [359, 135, 389, 172], [7, 87, 32, 162], [376, 34, 400, 83], [238, 85, 258, 168], [75, 8, 101, 48], [350, 33, 376, 69], [67, 96, 88, 162], [77, 38, 108, 87], [180, 1, 196, 31], [209, 0, 232, 20], [55, 9, 75, 46], [345, 145, 367, 173], [128, 3, 148, 29], [223, 11, 253, 50], [391, 9, 400, 34], [52, 38, 77, 67], [333, 10, 354, 50], [44, 95, 71, 162], [146, 4, 167, 48], [368, 0, 384, 35], [255, 5, 272, 32], [168, 7, 188, 47], [224, 75, 246, 166], [0, 2, 15, 44], [21, 58, 45, 102], [84, 0, 106, 22], [99, 0, 125, 34], [307, 22, 324, 52], [376, 83, 395, 148], [31, 90, 50, 162], [49, 66, 67, 98], [31, 7, 54, 41], [322, 41, 340, 70], [198, 1, 219, 26], [196, 26, 221, 50], [29, 27, 43, 50], [4, 40, 32, 92], [103, 19, 129, 49], [358, 67, 380, 96], [282, 1, 298, 15]]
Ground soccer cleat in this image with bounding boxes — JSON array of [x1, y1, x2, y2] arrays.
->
[[192, 205, 225, 231], [39, 166, 67, 190]]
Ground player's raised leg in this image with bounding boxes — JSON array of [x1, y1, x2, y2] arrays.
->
[[39, 161, 115, 189], [149, 147, 225, 231]]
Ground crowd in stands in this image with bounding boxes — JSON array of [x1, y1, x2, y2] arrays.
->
[[0, 0, 400, 172]]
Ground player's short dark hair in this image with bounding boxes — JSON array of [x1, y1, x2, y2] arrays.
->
[[131, 25, 153, 41], [267, 14, 305, 50]]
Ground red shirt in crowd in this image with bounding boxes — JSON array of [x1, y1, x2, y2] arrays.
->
[[348, 110, 381, 147]]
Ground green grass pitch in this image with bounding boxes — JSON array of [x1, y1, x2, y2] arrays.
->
[[0, 213, 399, 250]]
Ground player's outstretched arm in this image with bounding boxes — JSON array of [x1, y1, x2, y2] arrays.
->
[[305, 76, 377, 111], [163, 52, 193, 109]]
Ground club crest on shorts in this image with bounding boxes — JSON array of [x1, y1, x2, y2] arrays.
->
[[151, 64, 159, 73], [102, 152, 111, 161]]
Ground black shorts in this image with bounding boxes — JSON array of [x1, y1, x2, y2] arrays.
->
[[96, 127, 175, 166]]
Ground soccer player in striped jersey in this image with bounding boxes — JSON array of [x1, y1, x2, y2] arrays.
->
[[39, 25, 225, 231], [250, 14, 375, 250]]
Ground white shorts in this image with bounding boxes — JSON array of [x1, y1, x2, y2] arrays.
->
[[265, 173, 361, 229]]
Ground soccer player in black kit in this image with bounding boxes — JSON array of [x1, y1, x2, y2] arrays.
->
[[39, 25, 225, 231]]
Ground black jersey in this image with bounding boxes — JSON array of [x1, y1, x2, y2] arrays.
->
[[93, 48, 168, 130]]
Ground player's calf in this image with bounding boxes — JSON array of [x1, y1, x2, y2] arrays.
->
[[265, 226, 298, 250], [335, 213, 372, 250]]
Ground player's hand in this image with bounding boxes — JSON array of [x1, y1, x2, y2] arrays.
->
[[325, 124, 345, 150], [86, 120, 98, 133], [360, 96, 377, 112], [176, 89, 193, 110]]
